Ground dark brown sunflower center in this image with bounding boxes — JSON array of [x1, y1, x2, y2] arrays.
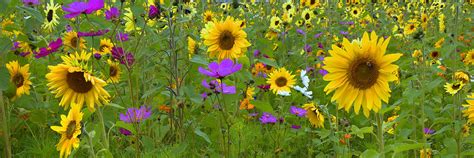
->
[[452, 83, 461, 90], [71, 37, 78, 48], [110, 66, 118, 77], [12, 74, 24, 88], [66, 72, 93, 93], [47, 10, 53, 22], [353, 10, 358, 15], [66, 121, 77, 139], [410, 24, 415, 30], [310, 0, 316, 5], [219, 30, 235, 50], [305, 13, 310, 20], [99, 44, 107, 52], [275, 77, 288, 87], [348, 58, 379, 89], [274, 20, 280, 26], [430, 51, 439, 58], [206, 15, 212, 21], [285, 5, 291, 11]]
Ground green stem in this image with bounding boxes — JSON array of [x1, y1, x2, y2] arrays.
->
[[376, 112, 384, 157], [97, 106, 109, 150], [0, 92, 11, 158]]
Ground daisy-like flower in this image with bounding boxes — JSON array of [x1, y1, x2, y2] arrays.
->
[[302, 103, 324, 128], [260, 112, 277, 124], [50, 103, 83, 158], [200, 16, 251, 60], [266, 68, 296, 95], [203, 10, 214, 23], [120, 106, 152, 123], [444, 82, 464, 95], [290, 106, 307, 117], [99, 38, 114, 55], [105, 7, 119, 21], [63, 31, 86, 51], [6, 61, 32, 99], [46, 64, 110, 111], [463, 49, 474, 65], [62, 0, 104, 19], [454, 71, 470, 84], [323, 32, 402, 117], [201, 80, 236, 94], [198, 59, 242, 79]]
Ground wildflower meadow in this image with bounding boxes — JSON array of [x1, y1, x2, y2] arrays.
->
[[0, 0, 474, 157]]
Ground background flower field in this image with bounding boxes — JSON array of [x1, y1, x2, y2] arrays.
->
[[0, 0, 473, 157]]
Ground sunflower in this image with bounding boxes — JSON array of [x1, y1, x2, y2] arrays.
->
[[46, 64, 110, 111], [42, 0, 60, 32], [269, 16, 282, 31], [350, 7, 362, 18], [183, 3, 197, 18], [306, 0, 320, 8], [63, 31, 86, 51], [302, 102, 324, 128], [61, 51, 91, 66], [99, 38, 114, 55], [203, 10, 214, 23], [187, 36, 197, 58], [200, 16, 251, 60], [444, 82, 464, 95], [50, 103, 83, 158], [429, 50, 440, 59], [464, 93, 474, 124], [282, 1, 294, 12], [463, 49, 474, 65], [323, 32, 402, 117], [404, 23, 418, 35], [106, 59, 121, 83], [266, 68, 296, 94], [421, 13, 428, 30], [454, 71, 470, 84], [420, 148, 432, 158], [301, 9, 313, 21], [6, 61, 32, 99]]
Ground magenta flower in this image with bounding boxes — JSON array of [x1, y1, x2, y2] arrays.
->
[[198, 59, 242, 79], [116, 32, 129, 42], [148, 5, 160, 19], [201, 80, 236, 94], [111, 47, 134, 68], [423, 128, 435, 135], [119, 128, 132, 136], [291, 125, 301, 129], [290, 106, 307, 117], [34, 38, 62, 58], [119, 106, 152, 123], [105, 7, 120, 21], [22, 0, 40, 6], [304, 44, 312, 53], [259, 112, 277, 124], [78, 29, 109, 37], [62, 0, 104, 19]]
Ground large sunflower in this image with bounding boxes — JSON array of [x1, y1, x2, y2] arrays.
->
[[201, 16, 251, 60], [6, 61, 32, 99], [323, 32, 402, 117], [463, 93, 474, 124], [106, 59, 121, 83], [46, 64, 110, 111], [302, 102, 324, 128], [50, 103, 83, 158], [61, 51, 91, 66], [266, 68, 296, 94], [63, 31, 86, 51], [42, 0, 60, 32]]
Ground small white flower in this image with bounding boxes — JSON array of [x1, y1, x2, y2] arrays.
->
[[277, 90, 291, 96], [292, 70, 313, 99]]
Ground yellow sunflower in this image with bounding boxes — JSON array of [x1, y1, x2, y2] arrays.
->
[[444, 82, 464, 95], [63, 31, 86, 51], [269, 16, 282, 31], [46, 64, 110, 111], [124, 8, 141, 32], [301, 9, 313, 22], [302, 102, 324, 128], [282, 1, 294, 12], [61, 51, 91, 66], [201, 16, 251, 60], [187, 36, 197, 58], [463, 49, 474, 65], [266, 68, 296, 94], [306, 0, 321, 9], [350, 7, 362, 18], [404, 23, 418, 35], [203, 10, 215, 23], [50, 103, 83, 158], [6, 61, 32, 99], [464, 93, 474, 124], [454, 71, 470, 84], [42, 0, 60, 32], [106, 59, 121, 83], [323, 32, 402, 117], [420, 148, 432, 158], [99, 38, 114, 55]]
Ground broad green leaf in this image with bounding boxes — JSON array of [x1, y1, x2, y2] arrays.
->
[[194, 128, 212, 144], [115, 121, 136, 134], [360, 149, 379, 158], [251, 100, 274, 113]]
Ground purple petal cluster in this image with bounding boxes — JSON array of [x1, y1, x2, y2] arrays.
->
[[34, 38, 63, 58], [22, 0, 40, 6], [423, 128, 435, 135], [148, 5, 160, 19], [198, 59, 242, 79], [116, 32, 129, 42], [119, 106, 152, 123], [290, 106, 307, 117], [201, 80, 236, 94], [259, 112, 277, 124], [78, 29, 109, 37], [105, 7, 120, 21], [62, 0, 104, 19], [111, 47, 135, 68]]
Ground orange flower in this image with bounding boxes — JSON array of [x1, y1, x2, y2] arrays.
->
[[159, 105, 172, 113], [239, 98, 254, 110]]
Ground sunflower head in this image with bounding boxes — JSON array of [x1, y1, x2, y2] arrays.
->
[[5, 60, 32, 99], [302, 102, 324, 128], [63, 31, 86, 51], [323, 31, 402, 117], [50, 103, 83, 158], [266, 67, 296, 94], [106, 59, 121, 83], [99, 38, 114, 55], [444, 82, 464, 95], [61, 51, 92, 68]]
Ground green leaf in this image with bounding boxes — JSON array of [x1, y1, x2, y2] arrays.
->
[[115, 121, 136, 134], [190, 55, 209, 65], [251, 100, 274, 113], [194, 128, 212, 144], [108, 103, 125, 110], [16, 6, 43, 23], [350, 125, 373, 139], [388, 143, 424, 153], [0, 67, 10, 91], [360, 149, 379, 158], [258, 58, 278, 68]]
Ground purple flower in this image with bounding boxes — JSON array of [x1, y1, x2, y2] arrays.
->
[[201, 80, 236, 94], [317, 42, 324, 49], [339, 21, 354, 25], [119, 106, 152, 123], [314, 32, 323, 38], [11, 41, 19, 50], [78, 29, 109, 37], [318, 69, 328, 76], [105, 7, 120, 21], [94, 53, 102, 59], [62, 0, 104, 19], [116, 32, 129, 42], [148, 5, 160, 19], [253, 49, 261, 57], [291, 125, 301, 129], [200, 92, 208, 100], [423, 128, 435, 135], [297, 29, 305, 35], [340, 31, 349, 35], [198, 59, 242, 79], [66, 25, 73, 32], [259, 112, 277, 124], [304, 44, 312, 53], [290, 106, 307, 117], [119, 128, 132, 136], [257, 84, 270, 91], [34, 38, 62, 58], [22, 0, 40, 6], [111, 47, 134, 68]]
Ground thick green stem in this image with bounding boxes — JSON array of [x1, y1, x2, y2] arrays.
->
[[1, 92, 11, 158], [376, 112, 384, 157], [97, 107, 109, 150]]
